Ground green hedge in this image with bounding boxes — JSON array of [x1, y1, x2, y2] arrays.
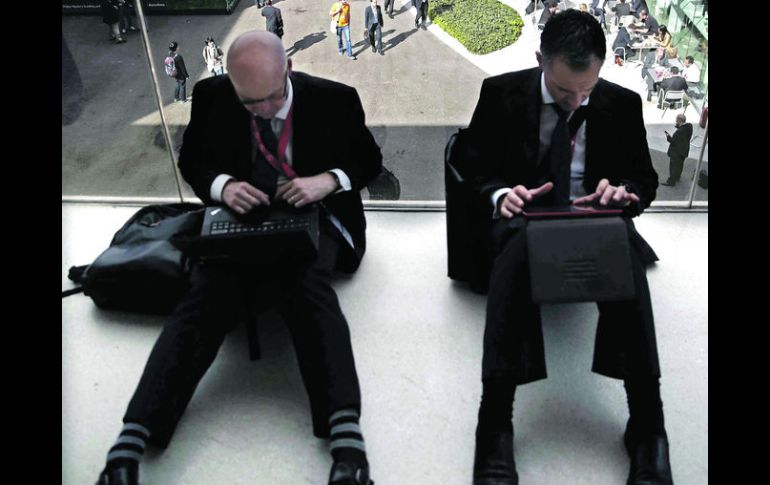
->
[[428, 0, 524, 55]]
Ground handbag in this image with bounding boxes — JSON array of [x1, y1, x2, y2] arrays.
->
[[65, 203, 205, 314], [330, 19, 337, 34]]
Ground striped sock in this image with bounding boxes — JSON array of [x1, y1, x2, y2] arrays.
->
[[329, 409, 368, 467], [105, 423, 151, 470]]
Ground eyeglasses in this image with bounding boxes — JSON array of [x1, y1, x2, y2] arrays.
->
[[239, 72, 288, 106]]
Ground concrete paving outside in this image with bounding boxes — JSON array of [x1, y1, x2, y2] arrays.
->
[[62, 0, 708, 203]]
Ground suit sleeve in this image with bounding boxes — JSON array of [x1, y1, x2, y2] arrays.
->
[[177, 80, 222, 204], [619, 93, 658, 217], [465, 79, 510, 206], [669, 126, 689, 158], [331, 87, 382, 193]]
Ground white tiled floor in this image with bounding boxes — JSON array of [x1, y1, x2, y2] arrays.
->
[[62, 205, 707, 484]]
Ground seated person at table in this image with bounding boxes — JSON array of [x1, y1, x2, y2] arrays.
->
[[612, 27, 633, 65], [682, 56, 701, 86], [613, 0, 632, 17], [658, 66, 688, 108], [654, 25, 677, 64], [629, 9, 658, 36]]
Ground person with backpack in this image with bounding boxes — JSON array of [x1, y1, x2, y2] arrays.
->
[[94, 31, 382, 485], [166, 41, 190, 103], [202, 36, 224, 76]]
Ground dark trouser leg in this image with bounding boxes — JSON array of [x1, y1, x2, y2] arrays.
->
[[481, 220, 546, 385], [375, 25, 383, 53], [476, 219, 529, 480], [369, 25, 376, 50], [593, 235, 661, 381], [279, 223, 361, 437], [123, 263, 244, 447], [668, 155, 685, 184]]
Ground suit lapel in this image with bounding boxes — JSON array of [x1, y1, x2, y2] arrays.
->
[[522, 68, 542, 168], [584, 79, 613, 189], [288, 73, 307, 174]]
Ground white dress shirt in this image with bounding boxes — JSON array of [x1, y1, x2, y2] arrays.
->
[[210, 78, 355, 247], [492, 72, 590, 216]]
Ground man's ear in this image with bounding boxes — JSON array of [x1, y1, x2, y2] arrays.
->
[[535, 51, 543, 68], [287, 57, 293, 75]]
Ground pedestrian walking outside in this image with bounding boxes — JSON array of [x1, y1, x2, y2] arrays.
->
[[167, 41, 190, 103], [203, 37, 225, 76], [262, 0, 285, 39], [330, 0, 356, 60]]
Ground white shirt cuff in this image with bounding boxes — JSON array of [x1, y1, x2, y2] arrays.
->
[[329, 169, 352, 193], [491, 188, 511, 219], [211, 174, 235, 203]]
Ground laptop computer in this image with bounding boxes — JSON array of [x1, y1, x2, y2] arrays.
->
[[173, 204, 320, 264], [526, 216, 636, 304]]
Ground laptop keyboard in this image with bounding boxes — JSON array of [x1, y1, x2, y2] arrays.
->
[[209, 218, 312, 235]]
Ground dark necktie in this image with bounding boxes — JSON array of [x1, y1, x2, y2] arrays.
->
[[547, 105, 587, 206], [548, 105, 571, 206], [251, 116, 280, 198]]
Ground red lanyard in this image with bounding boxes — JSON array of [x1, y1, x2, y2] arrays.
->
[[249, 106, 297, 179]]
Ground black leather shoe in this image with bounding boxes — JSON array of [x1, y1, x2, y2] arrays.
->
[[95, 463, 138, 485], [328, 461, 374, 485], [624, 421, 674, 485], [473, 430, 518, 485], [660, 181, 676, 186]]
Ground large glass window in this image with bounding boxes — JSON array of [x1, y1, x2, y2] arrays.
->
[[63, 0, 708, 207]]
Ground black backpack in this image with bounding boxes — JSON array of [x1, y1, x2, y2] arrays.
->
[[444, 128, 494, 294], [698, 168, 708, 190], [64, 203, 205, 314]]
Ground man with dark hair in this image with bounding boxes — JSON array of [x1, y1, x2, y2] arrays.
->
[[168, 41, 190, 103], [662, 114, 693, 186], [631, 9, 659, 36], [365, 0, 385, 55], [658, 65, 688, 108], [261, 0, 284, 39], [682, 56, 701, 86], [462, 10, 673, 485], [95, 31, 381, 485]]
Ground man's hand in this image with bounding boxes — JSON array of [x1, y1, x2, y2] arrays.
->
[[499, 182, 554, 218], [572, 178, 640, 208], [276, 173, 338, 208], [221, 180, 271, 214]]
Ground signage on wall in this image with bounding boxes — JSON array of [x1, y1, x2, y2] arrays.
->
[[62, 0, 241, 14]]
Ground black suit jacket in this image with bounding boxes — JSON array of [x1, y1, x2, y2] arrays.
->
[[365, 5, 384, 29], [451, 67, 658, 290], [660, 75, 688, 93], [178, 71, 383, 272], [261, 5, 283, 34], [667, 122, 693, 159]]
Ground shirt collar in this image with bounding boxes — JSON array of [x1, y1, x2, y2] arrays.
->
[[272, 77, 294, 121], [540, 72, 590, 110]]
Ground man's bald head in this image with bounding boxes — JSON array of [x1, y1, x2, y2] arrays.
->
[[227, 31, 292, 119], [675, 114, 686, 126]]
